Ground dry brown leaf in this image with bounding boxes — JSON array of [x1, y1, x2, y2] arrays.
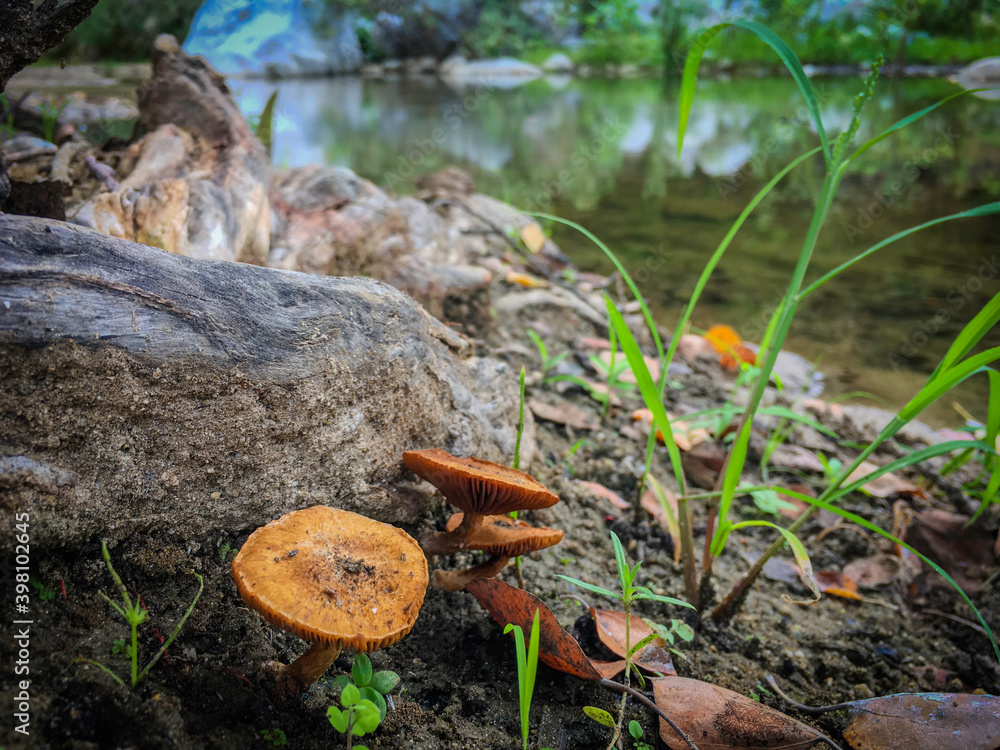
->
[[641, 489, 681, 563], [652, 677, 829, 749], [814, 570, 864, 601], [842, 554, 902, 589], [465, 578, 601, 681], [631, 409, 710, 452], [578, 480, 629, 510], [590, 608, 677, 676], [903, 509, 997, 594], [842, 692, 1000, 750], [847, 460, 928, 499], [528, 399, 598, 431], [768, 445, 825, 474], [520, 222, 547, 253]]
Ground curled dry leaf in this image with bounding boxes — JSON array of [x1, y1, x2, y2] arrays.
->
[[903, 509, 997, 594], [841, 693, 1000, 750], [813, 570, 864, 602], [841, 554, 902, 589], [528, 399, 599, 431], [465, 578, 601, 681], [768, 445, 825, 474], [578, 480, 629, 511], [652, 677, 830, 749], [846, 461, 928, 500], [590, 608, 677, 676]]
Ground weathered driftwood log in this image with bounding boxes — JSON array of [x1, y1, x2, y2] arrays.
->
[[71, 35, 270, 263], [0, 215, 532, 551]]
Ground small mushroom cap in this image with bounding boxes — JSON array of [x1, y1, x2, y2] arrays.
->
[[404, 449, 559, 516], [445, 513, 563, 556], [232, 506, 428, 653]]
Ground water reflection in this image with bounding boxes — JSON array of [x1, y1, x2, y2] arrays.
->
[[231, 75, 999, 424]]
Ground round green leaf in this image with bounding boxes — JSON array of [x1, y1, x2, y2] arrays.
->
[[369, 669, 400, 695], [360, 686, 387, 722], [583, 706, 615, 728], [327, 706, 348, 733], [352, 700, 381, 735], [341, 683, 361, 707], [629, 719, 643, 739], [352, 653, 372, 687]]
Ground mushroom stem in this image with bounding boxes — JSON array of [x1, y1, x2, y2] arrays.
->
[[286, 642, 343, 688], [434, 556, 511, 591], [422, 511, 485, 555]]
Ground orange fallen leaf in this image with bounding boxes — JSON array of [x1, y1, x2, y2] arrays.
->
[[814, 570, 864, 601], [465, 578, 601, 681], [520, 222, 547, 253], [653, 677, 831, 749], [631, 409, 710, 451], [590, 608, 677, 676], [704, 324, 756, 369], [578, 480, 629, 510], [505, 271, 547, 288]]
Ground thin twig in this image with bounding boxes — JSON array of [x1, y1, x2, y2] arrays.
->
[[598, 678, 700, 750], [921, 607, 988, 637]]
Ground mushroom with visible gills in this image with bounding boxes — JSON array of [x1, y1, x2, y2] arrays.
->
[[232, 505, 428, 695], [403, 448, 559, 556]]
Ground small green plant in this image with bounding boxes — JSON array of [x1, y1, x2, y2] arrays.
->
[[75, 541, 203, 688], [504, 608, 554, 750], [526, 328, 569, 377], [329, 653, 400, 724], [559, 531, 693, 749], [30, 576, 56, 601], [260, 727, 287, 746], [217, 541, 237, 562], [642, 617, 695, 660], [628, 719, 653, 750], [249, 90, 278, 156], [38, 98, 68, 143], [326, 683, 380, 750]]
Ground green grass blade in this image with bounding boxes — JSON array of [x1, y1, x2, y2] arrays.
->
[[256, 90, 278, 155], [831, 440, 995, 500], [606, 298, 687, 496], [523, 212, 664, 361], [846, 89, 984, 165], [777, 487, 1000, 664], [557, 575, 618, 600], [664, 147, 822, 370], [901, 349, 1000, 424], [729, 520, 820, 601], [936, 293, 1000, 377], [679, 22, 830, 166], [971, 368, 1000, 522], [800, 205, 1000, 299]]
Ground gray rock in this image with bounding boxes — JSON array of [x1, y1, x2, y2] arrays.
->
[[183, 0, 361, 78], [371, 1, 482, 60], [440, 57, 544, 88], [955, 57, 1000, 99], [541, 52, 573, 73], [0, 214, 531, 551]]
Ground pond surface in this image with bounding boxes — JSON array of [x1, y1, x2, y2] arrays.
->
[[231, 74, 1000, 426]]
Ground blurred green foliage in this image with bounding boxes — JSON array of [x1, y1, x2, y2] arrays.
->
[[49, 0, 202, 61]]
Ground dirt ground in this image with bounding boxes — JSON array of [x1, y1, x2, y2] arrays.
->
[[3, 329, 997, 750]]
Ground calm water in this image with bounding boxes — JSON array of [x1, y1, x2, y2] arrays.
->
[[231, 75, 1000, 426]]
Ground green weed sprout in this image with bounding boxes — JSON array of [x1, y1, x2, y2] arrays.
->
[[559, 531, 693, 750], [527, 328, 569, 377], [628, 720, 654, 750], [260, 727, 287, 746], [504, 609, 551, 750], [327, 683, 381, 750], [76, 541, 203, 688], [329, 652, 401, 724], [38, 98, 68, 143]]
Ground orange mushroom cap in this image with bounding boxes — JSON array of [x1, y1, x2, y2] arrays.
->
[[232, 506, 428, 653], [403, 449, 559, 516], [444, 513, 563, 557]]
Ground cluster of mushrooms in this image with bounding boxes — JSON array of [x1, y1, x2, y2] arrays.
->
[[231, 448, 562, 692]]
